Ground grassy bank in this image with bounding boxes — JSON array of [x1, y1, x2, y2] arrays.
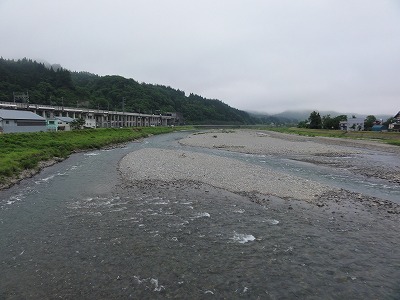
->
[[260, 127, 400, 146], [0, 127, 179, 185]]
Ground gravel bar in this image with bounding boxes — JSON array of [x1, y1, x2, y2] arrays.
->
[[119, 129, 400, 204], [119, 148, 330, 201]]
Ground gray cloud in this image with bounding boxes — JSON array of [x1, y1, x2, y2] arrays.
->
[[1, 0, 399, 115]]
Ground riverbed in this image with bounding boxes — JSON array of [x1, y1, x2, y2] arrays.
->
[[1, 130, 399, 299]]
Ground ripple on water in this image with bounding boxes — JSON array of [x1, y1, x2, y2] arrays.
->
[[231, 233, 256, 244], [67, 195, 127, 214], [194, 212, 210, 218], [84, 152, 100, 156], [1, 189, 32, 209], [35, 174, 56, 183], [133, 276, 165, 292], [264, 219, 280, 225]]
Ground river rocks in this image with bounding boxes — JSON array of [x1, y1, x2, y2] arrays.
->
[[177, 129, 400, 213], [119, 148, 330, 201]]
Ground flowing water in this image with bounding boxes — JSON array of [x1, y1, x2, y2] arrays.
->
[[1, 131, 399, 299]]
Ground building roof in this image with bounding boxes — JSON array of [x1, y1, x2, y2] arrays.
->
[[56, 116, 74, 122], [346, 118, 364, 123], [372, 125, 387, 132], [372, 124, 387, 130], [0, 109, 45, 120]]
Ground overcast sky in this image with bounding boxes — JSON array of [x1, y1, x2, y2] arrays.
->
[[1, 0, 399, 115]]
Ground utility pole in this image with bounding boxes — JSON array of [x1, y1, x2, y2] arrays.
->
[[122, 97, 126, 127]]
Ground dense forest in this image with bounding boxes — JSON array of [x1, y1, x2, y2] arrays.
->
[[0, 58, 259, 124]]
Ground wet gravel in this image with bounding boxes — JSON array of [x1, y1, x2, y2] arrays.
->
[[2, 130, 399, 299], [119, 148, 329, 201]]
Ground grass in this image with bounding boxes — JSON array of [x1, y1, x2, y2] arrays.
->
[[257, 127, 400, 146], [0, 127, 184, 184]]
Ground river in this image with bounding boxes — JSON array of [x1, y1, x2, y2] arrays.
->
[[1, 131, 399, 299]]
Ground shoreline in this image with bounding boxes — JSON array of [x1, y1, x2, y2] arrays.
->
[[0, 140, 138, 191], [179, 129, 400, 184], [2, 128, 400, 298], [0, 157, 66, 191], [119, 129, 400, 214]]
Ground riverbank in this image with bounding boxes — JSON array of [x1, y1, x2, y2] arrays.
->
[[116, 127, 400, 297], [179, 129, 400, 185], [2, 130, 399, 298], [120, 129, 400, 214], [0, 127, 176, 190]]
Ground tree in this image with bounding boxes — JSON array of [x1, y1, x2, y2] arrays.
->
[[383, 117, 396, 127], [322, 114, 347, 130], [322, 114, 334, 129], [0, 58, 258, 125], [297, 120, 308, 128], [70, 118, 85, 130], [364, 115, 376, 131], [308, 111, 322, 129]]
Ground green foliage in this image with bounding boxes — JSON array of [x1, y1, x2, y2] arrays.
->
[[308, 111, 322, 129], [299, 112, 347, 129], [364, 115, 377, 131], [0, 58, 255, 124], [383, 117, 396, 127], [0, 57, 75, 105], [297, 120, 308, 128], [70, 118, 85, 130], [322, 114, 347, 129], [0, 127, 175, 184]]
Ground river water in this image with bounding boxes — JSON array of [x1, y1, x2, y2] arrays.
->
[[1, 131, 399, 299]]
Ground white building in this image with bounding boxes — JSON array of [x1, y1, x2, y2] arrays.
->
[[84, 118, 96, 129], [0, 109, 47, 133], [339, 117, 365, 131], [56, 116, 75, 131]]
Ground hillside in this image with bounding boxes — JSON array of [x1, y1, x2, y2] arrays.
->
[[274, 110, 393, 123], [0, 58, 255, 125]]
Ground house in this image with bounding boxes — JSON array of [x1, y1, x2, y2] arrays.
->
[[0, 109, 47, 133], [339, 117, 365, 131], [389, 111, 400, 132], [84, 118, 96, 129], [56, 116, 75, 131], [47, 119, 58, 131]]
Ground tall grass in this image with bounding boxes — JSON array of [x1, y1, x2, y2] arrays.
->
[[0, 127, 176, 184]]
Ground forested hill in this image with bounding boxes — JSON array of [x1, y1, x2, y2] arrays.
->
[[0, 58, 255, 124]]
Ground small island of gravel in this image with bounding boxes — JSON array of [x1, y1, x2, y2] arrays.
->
[[119, 129, 400, 214]]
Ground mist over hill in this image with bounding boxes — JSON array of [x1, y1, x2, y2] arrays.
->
[[0, 58, 255, 125], [3, 58, 391, 125], [268, 110, 393, 123]]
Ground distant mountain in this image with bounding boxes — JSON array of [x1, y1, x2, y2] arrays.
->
[[273, 110, 345, 122], [247, 111, 298, 125], [2, 58, 393, 125], [272, 110, 393, 123], [0, 58, 256, 125]]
